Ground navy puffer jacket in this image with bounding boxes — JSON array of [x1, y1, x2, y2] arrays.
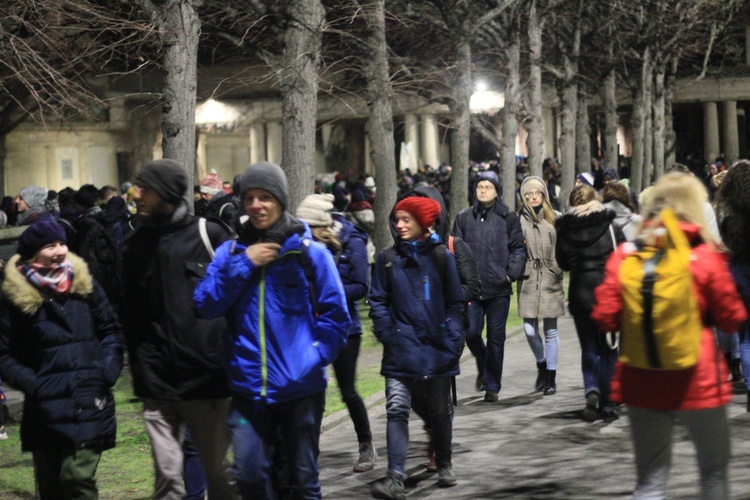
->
[[369, 237, 464, 379], [0, 253, 123, 452], [332, 213, 369, 336]]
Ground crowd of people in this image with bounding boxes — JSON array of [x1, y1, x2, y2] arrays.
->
[[0, 153, 749, 499]]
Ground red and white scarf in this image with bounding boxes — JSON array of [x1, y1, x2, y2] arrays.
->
[[19, 260, 74, 298]]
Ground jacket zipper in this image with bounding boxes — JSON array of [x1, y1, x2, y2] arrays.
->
[[260, 266, 268, 398]]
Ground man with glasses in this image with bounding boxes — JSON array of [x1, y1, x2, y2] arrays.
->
[[452, 170, 526, 402]]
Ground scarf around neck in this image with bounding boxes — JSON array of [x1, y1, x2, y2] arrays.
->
[[19, 259, 75, 298]]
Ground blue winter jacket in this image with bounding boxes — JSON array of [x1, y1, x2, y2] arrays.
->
[[194, 221, 350, 404], [369, 237, 464, 379], [332, 213, 369, 336]]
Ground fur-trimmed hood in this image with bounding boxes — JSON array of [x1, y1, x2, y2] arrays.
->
[[2, 252, 93, 315]]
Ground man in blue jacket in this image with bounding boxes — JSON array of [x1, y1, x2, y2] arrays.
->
[[194, 161, 350, 500], [452, 170, 527, 402]]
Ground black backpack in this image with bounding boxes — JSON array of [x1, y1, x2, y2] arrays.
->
[[77, 212, 122, 304]]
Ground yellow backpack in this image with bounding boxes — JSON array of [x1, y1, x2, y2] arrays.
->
[[618, 208, 703, 370]]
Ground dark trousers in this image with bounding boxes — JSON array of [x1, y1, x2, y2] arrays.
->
[[466, 296, 511, 392], [33, 447, 102, 500], [228, 391, 325, 500], [183, 426, 207, 500], [332, 334, 372, 443], [385, 377, 453, 477], [573, 314, 617, 408]]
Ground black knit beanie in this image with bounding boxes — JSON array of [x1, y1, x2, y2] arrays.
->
[[17, 220, 67, 260], [135, 159, 188, 205], [239, 162, 289, 210]]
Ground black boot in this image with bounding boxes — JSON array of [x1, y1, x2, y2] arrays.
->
[[535, 360, 547, 392], [543, 370, 557, 395]]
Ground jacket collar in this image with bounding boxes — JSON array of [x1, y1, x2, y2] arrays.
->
[[1, 252, 93, 315]]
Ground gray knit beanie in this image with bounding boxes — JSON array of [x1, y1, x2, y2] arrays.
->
[[19, 185, 49, 210], [239, 162, 289, 209], [296, 194, 334, 227], [135, 159, 188, 205]]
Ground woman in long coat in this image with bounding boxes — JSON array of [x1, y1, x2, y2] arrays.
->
[[516, 176, 565, 395]]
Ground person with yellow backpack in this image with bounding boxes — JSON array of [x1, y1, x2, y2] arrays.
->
[[592, 172, 747, 499]]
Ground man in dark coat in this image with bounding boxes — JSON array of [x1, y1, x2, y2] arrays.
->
[[121, 159, 237, 499], [452, 170, 527, 402]]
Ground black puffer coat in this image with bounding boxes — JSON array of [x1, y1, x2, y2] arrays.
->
[[121, 203, 233, 401], [0, 253, 123, 452], [555, 205, 625, 316]]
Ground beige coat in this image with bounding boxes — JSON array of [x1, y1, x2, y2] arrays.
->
[[517, 208, 565, 319]]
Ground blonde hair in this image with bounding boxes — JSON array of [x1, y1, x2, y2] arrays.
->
[[568, 184, 598, 207], [640, 172, 715, 248], [311, 226, 342, 253]]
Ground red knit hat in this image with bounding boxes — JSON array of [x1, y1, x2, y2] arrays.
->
[[394, 197, 441, 231]]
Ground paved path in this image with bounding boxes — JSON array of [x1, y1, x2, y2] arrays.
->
[[318, 315, 750, 499]]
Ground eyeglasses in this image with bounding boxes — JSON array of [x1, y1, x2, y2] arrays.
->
[[524, 190, 543, 199], [476, 185, 495, 192]]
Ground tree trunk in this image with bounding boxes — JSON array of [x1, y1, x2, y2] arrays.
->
[[0, 134, 6, 196], [363, 0, 397, 255], [652, 62, 666, 181], [448, 39, 472, 226], [525, 0, 544, 178], [150, 0, 203, 199], [664, 58, 678, 168], [643, 70, 653, 188], [501, 36, 520, 210], [630, 49, 651, 193], [602, 68, 618, 170], [575, 92, 590, 175], [558, 78, 577, 207], [277, 0, 325, 214]]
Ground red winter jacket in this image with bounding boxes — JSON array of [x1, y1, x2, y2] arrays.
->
[[592, 223, 747, 410]]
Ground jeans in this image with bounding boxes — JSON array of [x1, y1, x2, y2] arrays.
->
[[716, 328, 739, 359], [33, 447, 102, 500], [466, 296, 511, 392], [523, 318, 560, 370], [628, 405, 729, 499], [385, 377, 453, 478], [332, 334, 372, 443], [183, 426, 207, 500], [573, 314, 617, 409], [740, 324, 750, 392], [228, 391, 325, 500]]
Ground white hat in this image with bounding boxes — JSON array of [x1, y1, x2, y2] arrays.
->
[[296, 194, 335, 227]]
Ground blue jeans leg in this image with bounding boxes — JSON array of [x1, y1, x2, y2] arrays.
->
[[384, 378, 413, 478], [573, 313, 616, 405], [484, 297, 510, 393], [740, 324, 750, 392], [182, 426, 207, 500], [229, 391, 325, 500], [466, 301, 487, 376]]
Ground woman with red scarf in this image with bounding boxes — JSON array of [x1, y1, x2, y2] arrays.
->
[[0, 220, 123, 499]]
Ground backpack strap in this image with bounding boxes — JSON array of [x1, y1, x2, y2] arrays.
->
[[199, 218, 214, 260], [641, 249, 665, 368], [299, 239, 318, 314], [447, 235, 455, 254]]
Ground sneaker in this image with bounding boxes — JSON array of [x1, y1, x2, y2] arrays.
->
[[353, 441, 377, 472], [437, 464, 457, 487], [484, 390, 498, 402], [371, 471, 405, 500], [582, 392, 599, 422], [0, 426, 6, 440], [475, 374, 484, 392]]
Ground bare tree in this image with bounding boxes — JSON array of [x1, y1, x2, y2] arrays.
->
[[524, 0, 545, 178]]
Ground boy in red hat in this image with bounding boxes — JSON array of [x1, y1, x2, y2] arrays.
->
[[369, 196, 464, 498]]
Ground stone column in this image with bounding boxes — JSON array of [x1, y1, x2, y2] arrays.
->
[[265, 122, 283, 166], [703, 102, 720, 163], [542, 108, 556, 160], [249, 123, 266, 164], [364, 135, 373, 175], [722, 100, 740, 164], [420, 114, 440, 169], [195, 132, 207, 183]]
